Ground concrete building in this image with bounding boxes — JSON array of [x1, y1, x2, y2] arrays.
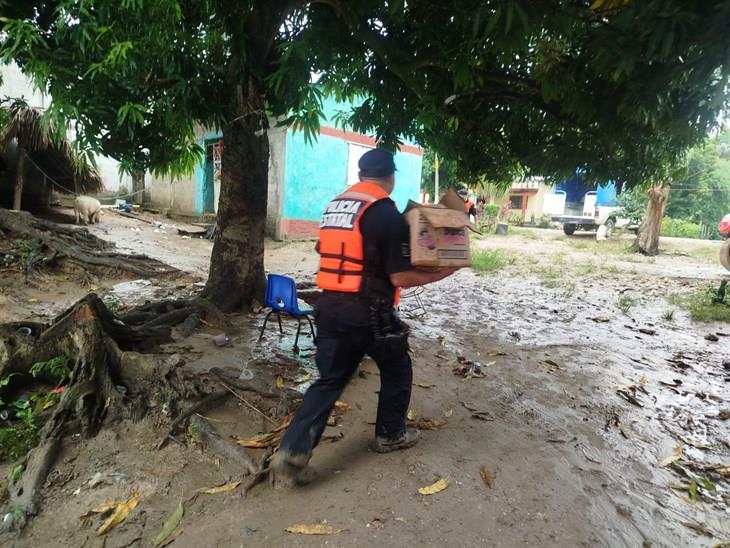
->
[[148, 97, 423, 239], [484, 177, 555, 223]]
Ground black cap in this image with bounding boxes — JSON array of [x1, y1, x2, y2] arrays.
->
[[358, 148, 396, 178]]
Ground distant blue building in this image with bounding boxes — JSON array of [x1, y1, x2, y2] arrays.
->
[[149, 96, 423, 239]]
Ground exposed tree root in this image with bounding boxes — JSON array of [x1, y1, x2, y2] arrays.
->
[[0, 207, 179, 278], [156, 391, 230, 450], [188, 415, 258, 476], [119, 297, 231, 335], [1, 294, 159, 524], [243, 447, 273, 498]]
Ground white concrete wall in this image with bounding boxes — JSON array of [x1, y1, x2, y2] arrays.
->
[[0, 62, 46, 109], [267, 126, 287, 239], [1, 62, 126, 193]]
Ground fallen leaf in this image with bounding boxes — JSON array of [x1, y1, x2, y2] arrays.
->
[[154, 502, 184, 546], [471, 412, 494, 421], [479, 466, 493, 489], [680, 521, 714, 537], [542, 359, 561, 371], [271, 415, 293, 433], [285, 524, 341, 535], [293, 372, 313, 384], [415, 382, 434, 389], [418, 478, 449, 495], [639, 374, 647, 386], [197, 481, 241, 494], [406, 409, 418, 421], [96, 493, 141, 535], [334, 401, 351, 411], [235, 433, 280, 448], [590, 316, 610, 323], [80, 500, 125, 520], [276, 375, 285, 389], [41, 399, 57, 411], [657, 454, 681, 467], [158, 528, 184, 548], [407, 419, 447, 430], [438, 335, 446, 346]]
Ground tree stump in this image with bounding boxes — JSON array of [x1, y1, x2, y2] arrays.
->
[[634, 183, 670, 256]]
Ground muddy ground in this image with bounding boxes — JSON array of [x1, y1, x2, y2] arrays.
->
[[1, 208, 728, 548]]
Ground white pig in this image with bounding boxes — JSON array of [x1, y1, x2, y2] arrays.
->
[[74, 195, 103, 225]]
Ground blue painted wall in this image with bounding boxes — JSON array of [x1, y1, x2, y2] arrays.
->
[[282, 129, 422, 221], [193, 108, 423, 220], [194, 129, 222, 215]]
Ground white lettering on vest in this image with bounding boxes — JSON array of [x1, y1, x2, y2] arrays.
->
[[320, 199, 366, 229]]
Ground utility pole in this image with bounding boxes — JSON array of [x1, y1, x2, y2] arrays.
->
[[434, 153, 440, 202]]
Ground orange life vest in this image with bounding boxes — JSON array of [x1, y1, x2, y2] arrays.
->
[[465, 199, 475, 213], [316, 181, 400, 304]]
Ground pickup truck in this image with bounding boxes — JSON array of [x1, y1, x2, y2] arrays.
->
[[547, 190, 639, 236]]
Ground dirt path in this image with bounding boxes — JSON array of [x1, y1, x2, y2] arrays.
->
[[2, 217, 728, 547]]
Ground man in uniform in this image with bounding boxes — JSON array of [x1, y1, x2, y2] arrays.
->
[[271, 148, 459, 486]]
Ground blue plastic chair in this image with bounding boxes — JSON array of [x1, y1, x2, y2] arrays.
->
[[257, 274, 315, 351]]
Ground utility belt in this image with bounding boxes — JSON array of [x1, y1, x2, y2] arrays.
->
[[368, 297, 410, 360]]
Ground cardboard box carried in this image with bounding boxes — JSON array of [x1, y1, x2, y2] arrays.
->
[[404, 188, 479, 267]]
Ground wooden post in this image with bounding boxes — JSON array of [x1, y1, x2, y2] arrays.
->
[[434, 153, 439, 203], [12, 149, 26, 211]]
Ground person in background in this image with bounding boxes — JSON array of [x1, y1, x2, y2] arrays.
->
[[458, 188, 477, 223]]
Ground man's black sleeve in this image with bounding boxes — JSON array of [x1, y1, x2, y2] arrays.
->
[[360, 201, 412, 275]]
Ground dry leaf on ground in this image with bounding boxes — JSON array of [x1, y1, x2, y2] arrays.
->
[[235, 432, 281, 448], [197, 481, 241, 494], [334, 401, 351, 411], [407, 419, 447, 430], [406, 409, 418, 421], [293, 372, 313, 384], [285, 523, 341, 535], [657, 447, 684, 467], [96, 493, 141, 535], [418, 478, 449, 495], [271, 415, 293, 433], [542, 359, 561, 371], [154, 502, 184, 546], [276, 375, 285, 389], [479, 466, 493, 489], [415, 382, 434, 388]]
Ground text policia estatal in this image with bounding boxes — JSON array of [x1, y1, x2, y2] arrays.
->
[[320, 199, 366, 230]]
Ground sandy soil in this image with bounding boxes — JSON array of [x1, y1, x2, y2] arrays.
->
[[1, 211, 728, 548]]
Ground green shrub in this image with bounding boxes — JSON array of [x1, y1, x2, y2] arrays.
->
[[661, 218, 701, 239], [669, 286, 730, 321], [482, 204, 500, 217]]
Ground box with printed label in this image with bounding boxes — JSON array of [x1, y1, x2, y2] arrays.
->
[[404, 188, 477, 267]]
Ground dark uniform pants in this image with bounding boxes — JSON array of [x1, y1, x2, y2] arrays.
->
[[279, 299, 412, 457]]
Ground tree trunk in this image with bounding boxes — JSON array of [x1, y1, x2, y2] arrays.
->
[[131, 168, 145, 205], [203, 96, 268, 311], [634, 183, 670, 256], [12, 149, 26, 211]]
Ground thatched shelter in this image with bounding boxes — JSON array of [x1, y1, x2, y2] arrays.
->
[[0, 101, 103, 210]]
